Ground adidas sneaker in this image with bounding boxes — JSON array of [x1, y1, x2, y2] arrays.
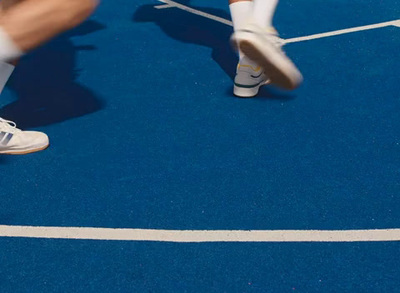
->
[[0, 117, 49, 154]]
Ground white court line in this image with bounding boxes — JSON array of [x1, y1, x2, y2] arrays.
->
[[393, 20, 400, 27], [155, 4, 174, 9], [1, 225, 400, 242], [156, 0, 233, 26], [156, 0, 400, 44], [285, 19, 400, 43]]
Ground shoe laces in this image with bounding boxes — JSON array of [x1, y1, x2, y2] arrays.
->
[[268, 33, 285, 48], [0, 117, 20, 133]]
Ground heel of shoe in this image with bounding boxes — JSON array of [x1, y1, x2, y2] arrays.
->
[[233, 84, 260, 98]]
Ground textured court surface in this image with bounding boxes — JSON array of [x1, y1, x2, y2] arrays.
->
[[1, 0, 400, 291]]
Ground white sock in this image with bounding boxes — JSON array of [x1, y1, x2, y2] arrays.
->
[[252, 0, 279, 28], [229, 1, 253, 31], [0, 61, 14, 94], [0, 26, 23, 62], [229, 1, 253, 59]]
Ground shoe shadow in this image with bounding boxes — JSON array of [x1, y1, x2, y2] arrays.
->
[[0, 155, 10, 164], [225, 86, 296, 101], [133, 1, 293, 101], [256, 86, 296, 101], [0, 20, 106, 129]]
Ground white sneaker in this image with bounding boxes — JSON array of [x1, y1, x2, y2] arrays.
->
[[231, 23, 303, 90], [233, 56, 269, 98], [0, 118, 49, 154]]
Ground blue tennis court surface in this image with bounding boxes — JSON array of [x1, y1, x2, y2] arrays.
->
[[1, 0, 400, 291]]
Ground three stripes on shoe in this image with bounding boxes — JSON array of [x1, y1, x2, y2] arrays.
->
[[0, 131, 13, 146]]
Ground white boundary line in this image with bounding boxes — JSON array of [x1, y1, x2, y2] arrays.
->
[[157, 0, 233, 26], [285, 19, 400, 44], [155, 4, 174, 9], [156, 0, 400, 44], [1, 225, 400, 242]]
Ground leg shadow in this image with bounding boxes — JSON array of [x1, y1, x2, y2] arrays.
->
[[133, 1, 293, 100], [133, 1, 237, 79], [0, 20, 106, 129]]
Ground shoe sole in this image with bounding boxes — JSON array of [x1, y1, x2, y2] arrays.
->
[[240, 40, 302, 90], [234, 80, 270, 98], [0, 143, 49, 155], [232, 32, 303, 90]]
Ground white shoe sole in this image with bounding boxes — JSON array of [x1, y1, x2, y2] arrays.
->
[[232, 31, 303, 90], [0, 143, 49, 155], [234, 80, 270, 98]]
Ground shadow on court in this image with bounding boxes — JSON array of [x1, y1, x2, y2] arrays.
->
[[0, 20, 106, 129], [133, 1, 294, 101], [0, 156, 10, 164], [133, 1, 237, 78]]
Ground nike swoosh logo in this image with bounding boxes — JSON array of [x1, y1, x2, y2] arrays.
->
[[251, 72, 263, 79]]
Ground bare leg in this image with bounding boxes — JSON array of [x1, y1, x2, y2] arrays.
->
[[0, 0, 98, 53], [0, 0, 98, 154], [0, 0, 24, 64]]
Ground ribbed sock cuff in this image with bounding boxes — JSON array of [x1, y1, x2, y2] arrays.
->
[[0, 26, 23, 62], [0, 61, 14, 94]]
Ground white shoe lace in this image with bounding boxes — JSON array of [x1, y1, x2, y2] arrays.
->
[[261, 26, 284, 47], [269, 34, 285, 48], [0, 117, 20, 133]]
